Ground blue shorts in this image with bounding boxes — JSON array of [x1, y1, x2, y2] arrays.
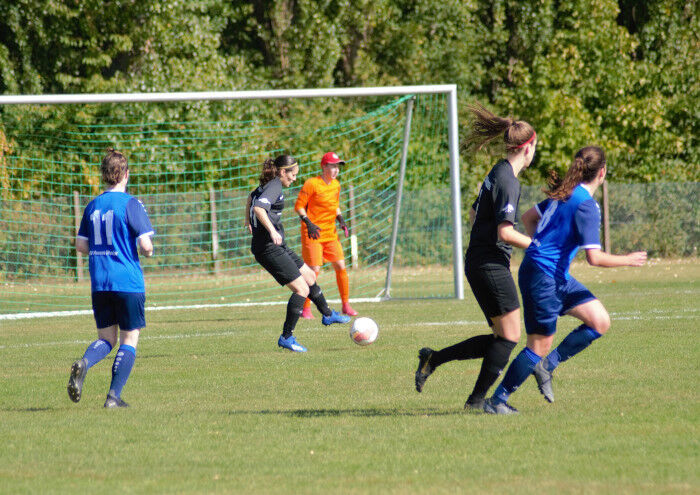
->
[[518, 257, 596, 336], [92, 291, 146, 330]]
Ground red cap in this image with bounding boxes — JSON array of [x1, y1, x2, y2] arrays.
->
[[321, 151, 345, 166]]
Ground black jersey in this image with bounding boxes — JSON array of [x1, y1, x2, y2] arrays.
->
[[467, 159, 521, 264], [249, 177, 286, 251]]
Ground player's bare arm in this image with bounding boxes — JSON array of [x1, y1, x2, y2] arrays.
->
[[138, 235, 154, 257], [254, 206, 282, 245], [497, 221, 531, 250], [75, 237, 89, 255], [244, 196, 252, 233], [521, 206, 540, 238], [585, 248, 647, 268]]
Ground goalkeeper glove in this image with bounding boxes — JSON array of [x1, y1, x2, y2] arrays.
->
[[336, 214, 349, 238], [301, 216, 321, 239]]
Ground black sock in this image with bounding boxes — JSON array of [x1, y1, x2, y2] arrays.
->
[[283, 293, 306, 338], [308, 283, 331, 317], [431, 334, 492, 367], [468, 336, 517, 402]]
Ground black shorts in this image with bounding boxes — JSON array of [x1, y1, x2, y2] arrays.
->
[[253, 243, 305, 286], [465, 258, 520, 326]]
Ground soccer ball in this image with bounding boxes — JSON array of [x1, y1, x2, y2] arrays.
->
[[349, 317, 379, 346]]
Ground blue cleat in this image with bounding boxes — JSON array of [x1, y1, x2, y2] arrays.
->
[[533, 360, 555, 403], [277, 335, 307, 352], [104, 393, 129, 408], [321, 310, 351, 326], [483, 397, 519, 415]]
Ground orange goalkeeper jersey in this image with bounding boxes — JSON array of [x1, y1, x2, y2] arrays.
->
[[295, 176, 341, 242]]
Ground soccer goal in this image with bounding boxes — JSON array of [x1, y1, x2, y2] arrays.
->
[[0, 86, 463, 318]]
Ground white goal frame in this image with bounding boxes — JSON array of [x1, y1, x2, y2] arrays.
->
[[0, 85, 465, 300]]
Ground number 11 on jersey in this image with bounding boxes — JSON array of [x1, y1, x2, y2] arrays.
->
[[90, 209, 114, 246]]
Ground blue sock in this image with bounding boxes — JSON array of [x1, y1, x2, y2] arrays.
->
[[544, 325, 602, 371], [82, 339, 113, 369], [492, 347, 541, 404], [109, 345, 136, 398]]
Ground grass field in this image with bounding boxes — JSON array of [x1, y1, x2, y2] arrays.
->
[[0, 259, 698, 494]]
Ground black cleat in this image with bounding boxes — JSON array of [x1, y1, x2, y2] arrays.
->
[[415, 347, 435, 393], [533, 360, 555, 403], [67, 358, 88, 403], [104, 394, 130, 408], [483, 397, 519, 415], [464, 396, 485, 412]]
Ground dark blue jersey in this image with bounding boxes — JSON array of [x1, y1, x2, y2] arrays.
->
[[524, 184, 601, 281], [78, 191, 154, 292], [249, 177, 286, 251], [468, 160, 521, 263]]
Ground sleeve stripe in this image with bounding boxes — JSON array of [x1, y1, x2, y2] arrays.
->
[[534, 204, 543, 216], [137, 231, 154, 240], [581, 244, 601, 249], [76, 235, 89, 240]]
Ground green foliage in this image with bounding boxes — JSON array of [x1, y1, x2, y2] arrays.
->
[[0, 0, 697, 210]]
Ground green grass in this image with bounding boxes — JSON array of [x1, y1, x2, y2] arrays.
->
[[0, 259, 698, 494]]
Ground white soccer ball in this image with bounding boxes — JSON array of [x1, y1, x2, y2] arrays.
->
[[350, 317, 379, 346]]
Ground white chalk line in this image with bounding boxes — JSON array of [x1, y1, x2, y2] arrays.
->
[[0, 309, 696, 350], [0, 297, 382, 321]]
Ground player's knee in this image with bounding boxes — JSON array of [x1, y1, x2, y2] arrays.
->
[[591, 312, 611, 334], [297, 284, 310, 298]]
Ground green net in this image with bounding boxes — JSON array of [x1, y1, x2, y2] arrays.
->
[[0, 94, 456, 316]]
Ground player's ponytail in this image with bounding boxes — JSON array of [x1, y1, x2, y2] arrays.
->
[[259, 154, 298, 186], [101, 148, 128, 185], [258, 158, 277, 186], [465, 102, 536, 152], [546, 146, 606, 200]]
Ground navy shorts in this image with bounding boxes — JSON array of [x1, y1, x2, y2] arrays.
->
[[465, 258, 520, 327], [92, 291, 146, 330], [253, 243, 304, 286], [518, 257, 596, 336]]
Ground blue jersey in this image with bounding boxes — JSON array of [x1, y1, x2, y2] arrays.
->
[[524, 185, 601, 281], [78, 191, 154, 293]]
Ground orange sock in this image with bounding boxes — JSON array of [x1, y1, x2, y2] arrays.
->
[[335, 268, 350, 304]]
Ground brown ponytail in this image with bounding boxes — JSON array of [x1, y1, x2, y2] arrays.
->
[[258, 154, 298, 186], [546, 146, 606, 200], [464, 101, 536, 151]]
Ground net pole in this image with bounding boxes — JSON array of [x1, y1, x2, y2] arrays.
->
[[447, 88, 464, 299], [383, 97, 414, 300]]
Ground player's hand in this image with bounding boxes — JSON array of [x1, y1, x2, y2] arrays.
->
[[271, 230, 283, 245], [627, 251, 647, 266], [336, 214, 349, 238], [301, 216, 321, 240]]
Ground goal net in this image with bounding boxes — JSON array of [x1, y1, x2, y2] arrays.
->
[[0, 87, 462, 318]]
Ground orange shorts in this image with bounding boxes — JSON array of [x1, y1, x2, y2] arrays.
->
[[301, 237, 345, 267]]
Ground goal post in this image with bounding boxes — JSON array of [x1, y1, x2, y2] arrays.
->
[[0, 85, 463, 318]]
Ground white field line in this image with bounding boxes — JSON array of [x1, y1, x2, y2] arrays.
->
[[0, 309, 697, 350], [0, 298, 382, 321]]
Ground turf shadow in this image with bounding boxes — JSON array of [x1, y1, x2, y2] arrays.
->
[[228, 407, 465, 417]]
